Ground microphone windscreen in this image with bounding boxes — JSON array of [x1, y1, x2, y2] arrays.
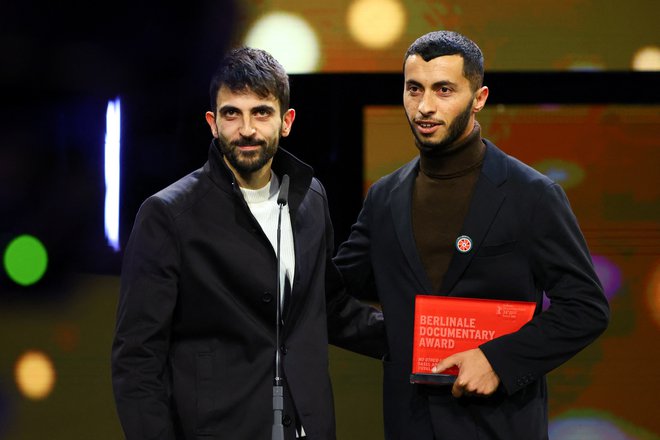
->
[[277, 174, 290, 206]]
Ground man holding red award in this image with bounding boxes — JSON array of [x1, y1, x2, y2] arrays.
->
[[334, 30, 610, 439]]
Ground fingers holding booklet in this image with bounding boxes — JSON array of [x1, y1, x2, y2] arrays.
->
[[431, 348, 500, 397]]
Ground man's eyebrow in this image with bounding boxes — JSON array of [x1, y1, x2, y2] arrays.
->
[[405, 79, 459, 89], [431, 80, 458, 90], [218, 104, 277, 113], [252, 104, 276, 113], [218, 105, 239, 113]]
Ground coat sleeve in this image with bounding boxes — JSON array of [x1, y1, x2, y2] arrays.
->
[[480, 182, 610, 395], [111, 196, 180, 440], [319, 184, 386, 359], [332, 186, 378, 302]]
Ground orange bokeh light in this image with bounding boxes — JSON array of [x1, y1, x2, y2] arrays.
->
[[14, 350, 56, 400]]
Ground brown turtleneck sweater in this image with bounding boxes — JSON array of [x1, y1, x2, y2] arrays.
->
[[412, 122, 486, 292]]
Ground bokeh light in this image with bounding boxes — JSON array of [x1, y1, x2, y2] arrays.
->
[[549, 412, 641, 440], [632, 46, 660, 71], [533, 159, 585, 190], [542, 255, 621, 311], [347, 0, 406, 50], [54, 322, 80, 352], [3, 234, 48, 286], [592, 255, 623, 301], [565, 60, 606, 72], [646, 260, 660, 328], [244, 12, 320, 73], [14, 351, 56, 400]]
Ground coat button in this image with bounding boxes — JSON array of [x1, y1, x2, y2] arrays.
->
[[282, 415, 292, 427], [280, 345, 288, 355], [262, 292, 273, 303]]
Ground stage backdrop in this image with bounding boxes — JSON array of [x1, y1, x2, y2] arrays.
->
[[1, 1, 658, 439]]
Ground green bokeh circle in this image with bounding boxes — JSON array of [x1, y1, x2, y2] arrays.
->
[[3, 234, 49, 286]]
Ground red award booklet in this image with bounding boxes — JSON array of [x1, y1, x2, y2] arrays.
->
[[410, 295, 536, 385]]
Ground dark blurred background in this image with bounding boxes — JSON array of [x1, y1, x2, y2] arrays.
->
[[1, 0, 658, 438]]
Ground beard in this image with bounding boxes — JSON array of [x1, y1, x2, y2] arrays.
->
[[409, 99, 474, 156], [217, 134, 279, 175]]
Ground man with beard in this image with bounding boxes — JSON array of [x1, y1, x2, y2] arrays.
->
[[112, 47, 385, 440], [333, 31, 609, 439]]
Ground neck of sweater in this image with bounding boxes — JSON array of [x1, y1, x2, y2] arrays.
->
[[419, 122, 485, 179], [240, 173, 296, 293]]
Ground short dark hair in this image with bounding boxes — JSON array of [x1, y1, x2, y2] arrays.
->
[[209, 47, 290, 114], [404, 31, 484, 91]]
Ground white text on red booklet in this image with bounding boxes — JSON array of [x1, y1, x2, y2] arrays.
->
[[412, 296, 535, 376]]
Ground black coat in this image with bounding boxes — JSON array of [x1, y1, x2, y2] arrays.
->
[[334, 140, 609, 440], [112, 142, 385, 440]]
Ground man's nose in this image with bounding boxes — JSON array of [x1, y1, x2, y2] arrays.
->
[[418, 91, 436, 116], [239, 117, 256, 137]]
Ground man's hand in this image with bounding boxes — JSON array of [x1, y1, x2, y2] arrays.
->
[[431, 348, 500, 398]]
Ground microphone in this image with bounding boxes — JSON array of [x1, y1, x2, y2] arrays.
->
[[272, 173, 289, 440], [277, 174, 289, 206]]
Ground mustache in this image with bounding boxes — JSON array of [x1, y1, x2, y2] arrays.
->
[[232, 137, 266, 147], [413, 118, 444, 125]]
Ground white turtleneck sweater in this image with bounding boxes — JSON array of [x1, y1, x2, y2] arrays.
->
[[239, 172, 295, 307]]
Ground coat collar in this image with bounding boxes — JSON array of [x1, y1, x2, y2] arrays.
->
[[204, 139, 314, 215]]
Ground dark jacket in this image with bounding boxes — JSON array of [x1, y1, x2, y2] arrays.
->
[[112, 141, 385, 440], [334, 140, 609, 440]]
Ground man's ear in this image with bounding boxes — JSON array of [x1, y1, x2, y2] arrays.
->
[[473, 86, 489, 113], [281, 108, 296, 137], [205, 111, 219, 138]]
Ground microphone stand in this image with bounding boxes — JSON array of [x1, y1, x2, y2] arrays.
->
[[272, 174, 289, 440]]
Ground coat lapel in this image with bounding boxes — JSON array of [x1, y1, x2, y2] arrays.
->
[[440, 141, 508, 294], [391, 159, 435, 293], [284, 200, 310, 329]]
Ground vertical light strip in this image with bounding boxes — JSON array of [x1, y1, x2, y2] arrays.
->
[[104, 97, 121, 251]]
